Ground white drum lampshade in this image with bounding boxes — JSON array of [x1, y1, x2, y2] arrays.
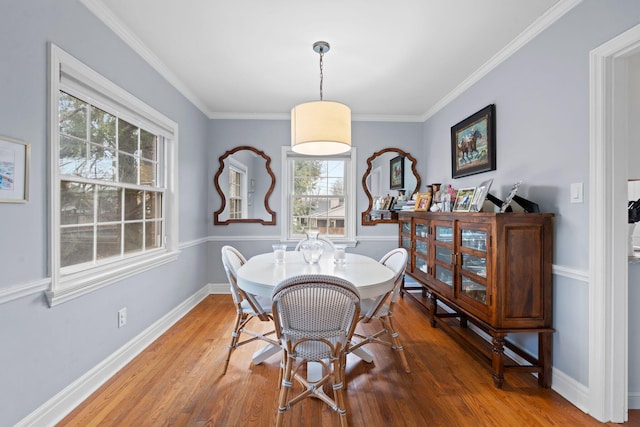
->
[[291, 100, 351, 155]]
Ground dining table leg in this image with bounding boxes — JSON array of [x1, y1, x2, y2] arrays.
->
[[252, 343, 282, 365]]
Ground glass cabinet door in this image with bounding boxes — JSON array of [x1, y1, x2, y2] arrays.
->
[[457, 223, 490, 308], [460, 275, 487, 304], [435, 225, 453, 243], [412, 219, 429, 279], [415, 222, 428, 239], [431, 220, 454, 293]]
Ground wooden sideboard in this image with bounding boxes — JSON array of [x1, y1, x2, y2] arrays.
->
[[398, 211, 554, 388]]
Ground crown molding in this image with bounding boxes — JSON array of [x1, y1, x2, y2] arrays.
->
[[82, 0, 582, 123], [420, 0, 583, 122], [79, 0, 211, 116]]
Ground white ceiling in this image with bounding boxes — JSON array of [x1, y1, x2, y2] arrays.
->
[[83, 0, 569, 121]]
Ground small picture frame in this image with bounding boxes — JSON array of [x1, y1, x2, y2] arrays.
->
[[0, 135, 30, 203], [470, 178, 493, 212], [414, 192, 432, 211], [389, 155, 404, 190], [453, 187, 476, 212], [500, 181, 523, 212]]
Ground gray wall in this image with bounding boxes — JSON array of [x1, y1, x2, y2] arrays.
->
[[208, 119, 424, 285], [0, 1, 210, 425], [421, 0, 640, 389]]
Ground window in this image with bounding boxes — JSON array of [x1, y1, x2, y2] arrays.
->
[[48, 45, 178, 306], [228, 157, 248, 219], [281, 147, 356, 243]]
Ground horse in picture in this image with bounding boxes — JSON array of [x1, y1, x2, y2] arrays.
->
[[458, 128, 482, 165]]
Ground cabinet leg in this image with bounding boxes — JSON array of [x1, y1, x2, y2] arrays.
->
[[459, 314, 468, 328], [428, 293, 438, 328], [538, 331, 553, 388], [491, 333, 506, 388]]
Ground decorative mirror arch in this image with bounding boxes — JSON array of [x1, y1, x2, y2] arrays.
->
[[361, 148, 421, 225], [214, 145, 276, 225]]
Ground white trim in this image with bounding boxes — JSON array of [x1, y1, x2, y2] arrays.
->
[[421, 0, 582, 121], [208, 283, 230, 294], [0, 239, 206, 306], [79, 0, 210, 117], [81, 0, 580, 123], [630, 392, 640, 410], [0, 278, 50, 305], [551, 367, 590, 414], [280, 147, 357, 244], [49, 44, 179, 306], [588, 23, 640, 423], [46, 251, 180, 307], [16, 286, 210, 427], [178, 237, 209, 250], [552, 264, 589, 283]]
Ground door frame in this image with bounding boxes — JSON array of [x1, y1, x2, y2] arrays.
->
[[589, 23, 640, 423]]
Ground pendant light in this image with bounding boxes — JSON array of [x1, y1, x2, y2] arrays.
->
[[291, 41, 351, 155]]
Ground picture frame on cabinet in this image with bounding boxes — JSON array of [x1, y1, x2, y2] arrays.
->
[[453, 187, 476, 212], [470, 178, 493, 212], [414, 192, 431, 211], [0, 135, 30, 203], [500, 181, 523, 212], [451, 104, 496, 178]]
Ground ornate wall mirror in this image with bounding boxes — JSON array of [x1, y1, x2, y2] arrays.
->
[[214, 146, 276, 225], [362, 148, 420, 225]]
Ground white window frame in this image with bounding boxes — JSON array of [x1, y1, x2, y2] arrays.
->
[[280, 146, 356, 245], [228, 157, 248, 219], [47, 44, 179, 306]]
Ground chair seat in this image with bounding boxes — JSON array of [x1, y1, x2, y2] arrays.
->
[[283, 334, 348, 360], [240, 294, 273, 314]]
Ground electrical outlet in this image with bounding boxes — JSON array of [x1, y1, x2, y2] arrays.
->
[[118, 307, 127, 328]]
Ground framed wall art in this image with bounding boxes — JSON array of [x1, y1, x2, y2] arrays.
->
[[451, 104, 496, 178], [0, 135, 30, 203], [389, 155, 404, 190]]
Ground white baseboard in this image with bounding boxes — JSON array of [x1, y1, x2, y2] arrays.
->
[[16, 285, 210, 427], [630, 391, 640, 410], [550, 367, 590, 414], [208, 283, 230, 294]]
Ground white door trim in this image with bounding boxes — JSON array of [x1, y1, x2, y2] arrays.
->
[[589, 23, 640, 423]]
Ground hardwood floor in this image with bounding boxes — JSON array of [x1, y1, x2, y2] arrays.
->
[[59, 293, 639, 426]]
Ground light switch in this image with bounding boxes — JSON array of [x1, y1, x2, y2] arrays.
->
[[570, 182, 583, 203]]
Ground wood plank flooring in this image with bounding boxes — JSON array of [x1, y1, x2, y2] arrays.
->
[[58, 293, 639, 426]]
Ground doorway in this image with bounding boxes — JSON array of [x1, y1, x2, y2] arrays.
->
[[589, 23, 640, 423]]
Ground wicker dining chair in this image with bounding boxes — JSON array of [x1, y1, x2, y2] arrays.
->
[[271, 274, 361, 427], [347, 248, 411, 373], [220, 245, 278, 375]]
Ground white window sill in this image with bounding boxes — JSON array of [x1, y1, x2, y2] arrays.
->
[[46, 250, 180, 307]]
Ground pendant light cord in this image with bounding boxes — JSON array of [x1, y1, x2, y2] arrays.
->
[[319, 48, 324, 101]]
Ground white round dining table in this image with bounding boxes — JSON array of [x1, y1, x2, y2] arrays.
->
[[235, 251, 395, 366], [236, 251, 395, 300]]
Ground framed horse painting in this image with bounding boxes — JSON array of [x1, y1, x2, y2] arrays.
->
[[450, 104, 496, 178]]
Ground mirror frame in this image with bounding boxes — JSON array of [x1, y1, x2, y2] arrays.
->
[[213, 145, 277, 225], [361, 148, 421, 226]]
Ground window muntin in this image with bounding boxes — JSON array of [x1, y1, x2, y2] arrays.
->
[[228, 168, 243, 219], [58, 92, 164, 270]]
